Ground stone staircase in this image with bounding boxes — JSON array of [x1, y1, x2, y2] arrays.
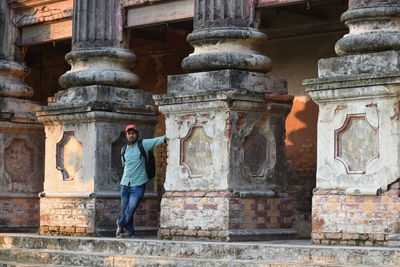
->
[[0, 234, 399, 266]]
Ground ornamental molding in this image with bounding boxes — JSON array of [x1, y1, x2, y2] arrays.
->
[[334, 114, 379, 174], [4, 138, 35, 183], [180, 125, 212, 178], [56, 131, 82, 181]]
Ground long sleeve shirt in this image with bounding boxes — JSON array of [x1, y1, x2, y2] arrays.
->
[[120, 136, 165, 186]]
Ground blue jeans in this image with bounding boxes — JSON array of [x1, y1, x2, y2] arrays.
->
[[117, 184, 146, 235]]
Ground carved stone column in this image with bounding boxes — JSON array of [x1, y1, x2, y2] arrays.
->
[[0, 1, 44, 232], [36, 0, 158, 236], [304, 0, 400, 246], [155, 0, 295, 241]]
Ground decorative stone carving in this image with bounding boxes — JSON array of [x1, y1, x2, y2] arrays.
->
[[244, 126, 267, 177], [335, 114, 378, 174], [4, 138, 34, 182], [180, 126, 212, 177], [56, 132, 83, 181]]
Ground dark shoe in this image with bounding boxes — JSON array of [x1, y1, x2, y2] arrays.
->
[[116, 220, 124, 237], [121, 231, 135, 238]]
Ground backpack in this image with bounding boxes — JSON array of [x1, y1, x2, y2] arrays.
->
[[121, 140, 156, 179]]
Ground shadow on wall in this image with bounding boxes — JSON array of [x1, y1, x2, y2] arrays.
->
[[286, 96, 318, 171], [285, 96, 319, 238]]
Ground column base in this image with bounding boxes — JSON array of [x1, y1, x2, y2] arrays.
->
[[39, 193, 160, 237], [0, 194, 40, 233], [159, 190, 296, 241], [312, 187, 400, 246]]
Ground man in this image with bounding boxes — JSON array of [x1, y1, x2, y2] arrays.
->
[[116, 124, 166, 238]]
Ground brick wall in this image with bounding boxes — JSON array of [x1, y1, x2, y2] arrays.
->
[[0, 197, 39, 231], [159, 191, 294, 240], [312, 185, 400, 246], [40, 196, 160, 236], [40, 197, 95, 236], [229, 196, 294, 230]]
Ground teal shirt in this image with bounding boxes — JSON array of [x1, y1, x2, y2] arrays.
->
[[120, 136, 165, 186]]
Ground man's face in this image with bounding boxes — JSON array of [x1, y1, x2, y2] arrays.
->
[[126, 129, 138, 144]]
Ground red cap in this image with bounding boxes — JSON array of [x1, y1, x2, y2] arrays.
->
[[125, 124, 139, 132]]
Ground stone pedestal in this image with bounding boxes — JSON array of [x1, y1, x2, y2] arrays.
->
[[0, 0, 45, 232], [304, 0, 400, 246], [0, 98, 44, 232], [155, 70, 295, 241], [36, 85, 158, 236], [35, 0, 160, 236]]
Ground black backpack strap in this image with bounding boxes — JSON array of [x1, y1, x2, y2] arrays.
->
[[138, 140, 148, 164], [121, 144, 127, 165]]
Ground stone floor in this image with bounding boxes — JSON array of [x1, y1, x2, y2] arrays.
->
[[0, 233, 399, 266]]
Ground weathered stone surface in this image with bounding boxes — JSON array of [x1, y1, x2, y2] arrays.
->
[[335, 114, 378, 174], [60, 0, 139, 90], [72, 0, 121, 49], [194, 0, 256, 29], [20, 20, 72, 46], [59, 48, 139, 89], [36, 84, 158, 235], [1, 234, 400, 266], [182, 28, 272, 73], [305, 80, 400, 194], [168, 70, 286, 94], [305, 0, 400, 247], [155, 91, 290, 192], [335, 0, 400, 56], [318, 51, 400, 78], [156, 74, 292, 240], [47, 85, 154, 107], [0, 61, 33, 98], [243, 126, 267, 177], [182, 0, 271, 73], [181, 126, 212, 177], [4, 138, 34, 183], [56, 132, 83, 181]]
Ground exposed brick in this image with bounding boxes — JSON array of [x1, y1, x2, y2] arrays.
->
[[183, 230, 197, 236], [75, 227, 86, 233], [197, 230, 211, 237], [184, 204, 198, 210], [159, 229, 170, 236], [312, 232, 324, 240]]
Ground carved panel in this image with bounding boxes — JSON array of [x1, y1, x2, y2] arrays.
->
[[56, 132, 82, 181], [335, 114, 378, 174], [4, 138, 34, 182], [243, 126, 267, 177], [180, 126, 212, 177]]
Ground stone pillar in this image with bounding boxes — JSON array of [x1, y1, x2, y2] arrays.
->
[[0, 1, 44, 232], [155, 0, 295, 241], [36, 0, 158, 236], [304, 0, 400, 246]]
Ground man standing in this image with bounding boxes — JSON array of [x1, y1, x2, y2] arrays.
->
[[116, 124, 166, 238]]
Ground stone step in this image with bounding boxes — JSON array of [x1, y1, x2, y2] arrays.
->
[[0, 248, 382, 267], [0, 234, 399, 266], [0, 261, 80, 267]]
